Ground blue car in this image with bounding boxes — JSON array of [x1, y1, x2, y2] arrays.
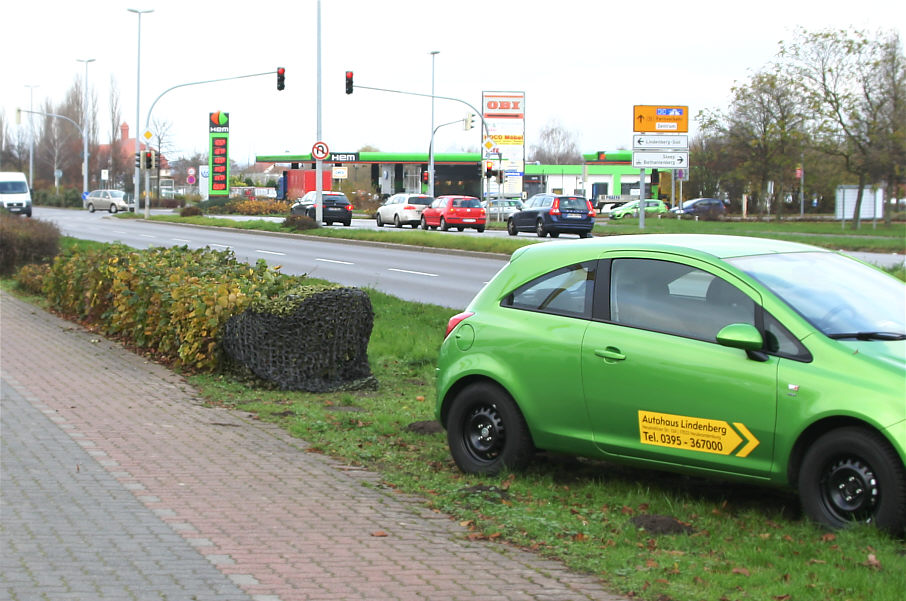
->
[[507, 193, 595, 238]]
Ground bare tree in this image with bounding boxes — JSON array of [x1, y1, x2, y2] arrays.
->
[[528, 120, 582, 165], [781, 27, 904, 227]]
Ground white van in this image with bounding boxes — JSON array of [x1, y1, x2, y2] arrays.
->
[[0, 172, 33, 217]]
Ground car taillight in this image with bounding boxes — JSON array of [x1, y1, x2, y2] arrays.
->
[[550, 198, 561, 215], [345, 204, 354, 211], [444, 311, 474, 339], [404, 204, 416, 210], [586, 200, 596, 217]]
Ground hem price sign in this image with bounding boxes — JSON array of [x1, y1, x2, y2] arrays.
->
[[633, 105, 688, 133], [208, 111, 230, 197]]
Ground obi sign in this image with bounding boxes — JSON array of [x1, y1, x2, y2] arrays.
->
[[208, 111, 230, 196]]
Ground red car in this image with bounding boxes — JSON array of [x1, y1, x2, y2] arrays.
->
[[420, 195, 486, 232]]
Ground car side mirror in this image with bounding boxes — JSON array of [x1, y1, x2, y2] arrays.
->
[[716, 323, 769, 362]]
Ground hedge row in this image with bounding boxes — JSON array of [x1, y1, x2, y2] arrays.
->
[[36, 244, 335, 371], [0, 214, 60, 276]]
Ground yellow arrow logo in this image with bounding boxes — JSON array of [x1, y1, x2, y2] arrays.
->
[[733, 422, 760, 457]]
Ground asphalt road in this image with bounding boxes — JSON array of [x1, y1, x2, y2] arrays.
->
[[34, 207, 506, 310], [33, 208, 905, 312]]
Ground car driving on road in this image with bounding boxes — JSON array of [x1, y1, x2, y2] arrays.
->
[[84, 189, 133, 213], [435, 234, 906, 533], [290, 191, 353, 226], [507, 193, 595, 238], [375, 193, 434, 228], [421, 195, 486, 232]]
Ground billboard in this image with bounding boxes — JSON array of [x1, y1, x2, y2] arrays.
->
[[482, 91, 525, 197]]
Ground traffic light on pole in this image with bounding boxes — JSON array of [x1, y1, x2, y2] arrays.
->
[[485, 161, 494, 178], [150, 151, 157, 170], [465, 113, 475, 130], [135, 152, 141, 168], [345, 71, 354, 94], [422, 170, 429, 184], [277, 67, 285, 91], [144, 150, 153, 169]]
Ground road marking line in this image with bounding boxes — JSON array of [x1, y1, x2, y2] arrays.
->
[[256, 250, 286, 256], [172, 238, 190, 243], [208, 244, 230, 249], [140, 234, 155, 238], [316, 258, 354, 265], [388, 268, 438, 277]]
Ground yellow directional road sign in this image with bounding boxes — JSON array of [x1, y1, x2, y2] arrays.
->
[[633, 105, 689, 133], [638, 410, 760, 457]]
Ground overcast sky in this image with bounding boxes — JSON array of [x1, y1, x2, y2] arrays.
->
[[3, 0, 903, 164]]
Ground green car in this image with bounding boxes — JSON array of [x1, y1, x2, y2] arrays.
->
[[609, 198, 668, 219], [435, 234, 906, 533]]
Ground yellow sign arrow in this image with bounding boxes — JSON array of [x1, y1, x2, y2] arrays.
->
[[638, 411, 759, 457]]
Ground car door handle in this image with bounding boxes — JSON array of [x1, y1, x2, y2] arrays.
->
[[594, 347, 626, 362]]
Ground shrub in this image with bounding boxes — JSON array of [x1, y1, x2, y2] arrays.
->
[[180, 205, 203, 217], [14, 263, 50, 295], [32, 187, 82, 208], [283, 214, 319, 231], [230, 199, 291, 215], [40, 245, 311, 371], [0, 214, 61, 276]]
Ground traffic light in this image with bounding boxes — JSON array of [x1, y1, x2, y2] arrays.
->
[[422, 170, 429, 184], [464, 113, 475, 130], [277, 67, 285, 91], [150, 151, 157, 170], [485, 161, 494, 178], [650, 169, 659, 184], [135, 152, 142, 168], [143, 151, 153, 169], [345, 71, 354, 94]]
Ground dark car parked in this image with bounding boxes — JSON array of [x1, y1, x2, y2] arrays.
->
[[291, 191, 353, 226], [507, 193, 595, 238], [669, 197, 726, 220]]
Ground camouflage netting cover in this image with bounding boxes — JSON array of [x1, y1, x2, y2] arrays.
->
[[222, 286, 376, 392]]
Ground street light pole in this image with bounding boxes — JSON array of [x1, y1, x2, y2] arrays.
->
[[128, 8, 153, 217], [24, 85, 38, 189], [77, 58, 95, 195], [428, 50, 439, 197]]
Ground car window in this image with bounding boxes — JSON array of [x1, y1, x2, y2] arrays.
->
[[455, 198, 480, 208], [502, 262, 595, 318], [541, 197, 553, 208], [410, 196, 433, 205], [610, 259, 755, 342]]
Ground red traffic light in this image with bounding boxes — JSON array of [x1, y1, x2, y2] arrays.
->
[[422, 171, 429, 183], [277, 67, 285, 91], [345, 71, 353, 94]]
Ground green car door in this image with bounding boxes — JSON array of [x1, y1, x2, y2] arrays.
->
[[581, 256, 777, 478]]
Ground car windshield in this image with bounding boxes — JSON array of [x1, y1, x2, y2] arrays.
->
[[728, 252, 906, 338], [0, 181, 28, 194]]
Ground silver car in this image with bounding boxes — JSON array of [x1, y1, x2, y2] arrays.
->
[[375, 193, 434, 228], [483, 198, 524, 220], [84, 189, 133, 213]]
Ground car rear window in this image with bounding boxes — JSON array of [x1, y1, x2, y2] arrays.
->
[[559, 197, 587, 210], [410, 196, 433, 205], [454, 198, 481, 208]]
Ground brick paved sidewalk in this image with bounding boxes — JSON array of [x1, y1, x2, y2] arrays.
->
[[0, 291, 625, 601]]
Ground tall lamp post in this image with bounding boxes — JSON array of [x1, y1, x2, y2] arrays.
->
[[24, 85, 38, 189], [76, 58, 95, 195], [428, 50, 439, 197], [128, 7, 153, 216]]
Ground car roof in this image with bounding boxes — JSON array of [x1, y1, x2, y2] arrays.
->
[[510, 234, 829, 264]]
